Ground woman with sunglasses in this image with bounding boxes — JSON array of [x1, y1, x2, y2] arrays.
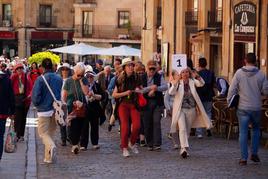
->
[[169, 68, 212, 158], [141, 60, 168, 151], [80, 65, 104, 151], [112, 58, 143, 157], [10, 63, 33, 142], [62, 63, 87, 154]]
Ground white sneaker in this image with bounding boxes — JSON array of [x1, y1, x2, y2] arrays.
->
[[43, 159, 52, 164], [71, 145, 79, 154], [49, 146, 56, 163], [80, 147, 87, 151], [197, 134, 203, 139], [128, 143, 139, 154], [93, 145, 100, 150], [173, 144, 179, 150], [122, 148, 130, 157]]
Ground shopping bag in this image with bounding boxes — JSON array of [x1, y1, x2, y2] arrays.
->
[[4, 120, 17, 153]]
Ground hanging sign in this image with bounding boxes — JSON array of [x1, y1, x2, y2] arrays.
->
[[234, 1, 256, 35], [172, 54, 187, 73]]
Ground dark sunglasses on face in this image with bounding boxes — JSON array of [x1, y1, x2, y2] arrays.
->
[[149, 67, 156, 71], [77, 74, 84, 78]]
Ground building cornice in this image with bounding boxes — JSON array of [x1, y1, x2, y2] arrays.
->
[[73, 38, 141, 44]]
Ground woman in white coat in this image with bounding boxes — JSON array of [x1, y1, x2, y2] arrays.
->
[[169, 68, 212, 158]]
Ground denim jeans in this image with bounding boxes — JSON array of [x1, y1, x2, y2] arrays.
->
[[196, 101, 212, 135], [236, 109, 261, 160], [0, 119, 7, 160]]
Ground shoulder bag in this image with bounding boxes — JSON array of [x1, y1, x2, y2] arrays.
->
[[41, 75, 67, 126], [70, 80, 87, 118]]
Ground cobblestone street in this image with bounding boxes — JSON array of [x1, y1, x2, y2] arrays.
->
[[36, 119, 268, 179]]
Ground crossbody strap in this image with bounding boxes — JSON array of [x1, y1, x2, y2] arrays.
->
[[41, 75, 57, 102], [73, 80, 85, 103]]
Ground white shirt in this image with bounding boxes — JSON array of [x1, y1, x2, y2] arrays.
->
[[37, 110, 54, 117]]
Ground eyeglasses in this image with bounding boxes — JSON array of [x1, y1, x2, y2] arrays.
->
[[77, 74, 84, 78], [61, 67, 69, 71], [16, 67, 24, 70], [149, 67, 156, 71]]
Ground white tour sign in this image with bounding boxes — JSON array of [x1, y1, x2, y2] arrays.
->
[[172, 54, 187, 73]]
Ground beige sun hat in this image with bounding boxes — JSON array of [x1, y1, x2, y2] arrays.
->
[[121, 58, 134, 67], [85, 65, 96, 76]]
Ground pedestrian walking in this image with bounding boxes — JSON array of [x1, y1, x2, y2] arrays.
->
[[196, 57, 215, 138], [10, 63, 33, 142], [80, 66, 104, 150], [227, 53, 268, 165], [112, 58, 142, 157], [32, 58, 63, 164], [62, 63, 87, 155], [169, 68, 212, 158], [107, 65, 123, 132], [0, 70, 15, 161], [134, 62, 146, 146], [58, 63, 72, 146], [142, 60, 168, 151], [164, 70, 179, 149]]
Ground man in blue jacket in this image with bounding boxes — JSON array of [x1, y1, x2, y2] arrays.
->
[[32, 58, 62, 164]]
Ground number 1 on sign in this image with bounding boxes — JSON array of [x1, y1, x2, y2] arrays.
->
[[177, 59, 182, 67]]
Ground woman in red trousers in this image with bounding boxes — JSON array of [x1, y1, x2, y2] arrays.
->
[[112, 58, 143, 157]]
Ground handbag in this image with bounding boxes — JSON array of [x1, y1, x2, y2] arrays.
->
[[41, 75, 67, 126], [137, 93, 147, 107], [4, 120, 17, 153], [228, 94, 240, 108], [70, 80, 87, 118]]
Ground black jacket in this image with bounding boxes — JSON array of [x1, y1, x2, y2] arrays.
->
[[0, 73, 15, 116]]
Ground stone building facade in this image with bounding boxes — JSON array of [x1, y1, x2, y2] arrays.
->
[[142, 0, 268, 79], [0, 0, 75, 59], [73, 0, 142, 49]]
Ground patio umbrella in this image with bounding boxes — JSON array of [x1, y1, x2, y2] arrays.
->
[[93, 45, 141, 57], [50, 43, 102, 56]]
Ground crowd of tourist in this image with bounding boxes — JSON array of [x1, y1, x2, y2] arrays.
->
[[0, 53, 267, 166]]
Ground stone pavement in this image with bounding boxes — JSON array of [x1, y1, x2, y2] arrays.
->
[[0, 114, 267, 179], [36, 118, 268, 179], [0, 117, 37, 179]]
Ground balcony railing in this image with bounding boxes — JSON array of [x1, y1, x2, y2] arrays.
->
[[37, 16, 57, 28], [0, 15, 13, 27], [185, 11, 198, 25], [74, 25, 141, 40], [75, 0, 96, 3], [83, 0, 97, 3], [208, 10, 222, 28]]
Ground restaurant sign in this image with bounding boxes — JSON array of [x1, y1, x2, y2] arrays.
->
[[234, 1, 256, 35]]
